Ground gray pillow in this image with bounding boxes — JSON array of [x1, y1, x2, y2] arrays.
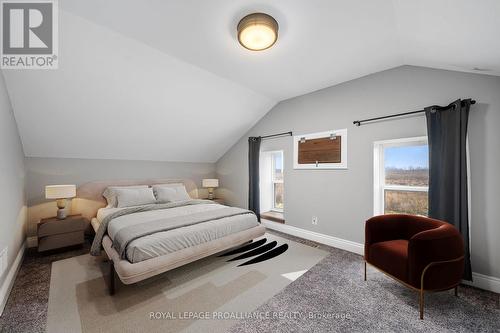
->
[[115, 187, 157, 208], [154, 185, 191, 203], [103, 185, 148, 208]]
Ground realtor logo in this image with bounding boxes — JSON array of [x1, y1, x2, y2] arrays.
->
[[1, 0, 58, 69]]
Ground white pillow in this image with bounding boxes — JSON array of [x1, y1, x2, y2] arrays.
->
[[115, 187, 157, 208], [103, 185, 149, 208], [151, 183, 186, 194], [154, 184, 191, 203]]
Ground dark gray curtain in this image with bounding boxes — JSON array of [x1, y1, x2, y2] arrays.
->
[[248, 137, 261, 222], [425, 99, 472, 280]]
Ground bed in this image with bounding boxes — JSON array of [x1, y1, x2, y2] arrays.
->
[[80, 179, 265, 294]]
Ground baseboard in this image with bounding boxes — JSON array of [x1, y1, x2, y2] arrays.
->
[[262, 220, 364, 255], [463, 272, 500, 294], [0, 241, 26, 316], [262, 220, 500, 294]]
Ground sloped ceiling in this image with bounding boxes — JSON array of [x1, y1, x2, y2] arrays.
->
[[3, 0, 500, 162]]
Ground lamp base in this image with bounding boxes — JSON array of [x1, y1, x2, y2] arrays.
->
[[208, 188, 214, 200], [56, 198, 68, 220], [57, 208, 68, 220]]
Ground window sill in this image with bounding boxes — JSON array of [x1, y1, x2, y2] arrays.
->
[[260, 211, 285, 224]]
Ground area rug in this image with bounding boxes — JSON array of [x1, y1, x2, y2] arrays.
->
[[46, 233, 328, 333]]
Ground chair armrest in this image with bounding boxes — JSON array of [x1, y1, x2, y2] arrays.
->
[[365, 215, 408, 259], [408, 226, 464, 289]]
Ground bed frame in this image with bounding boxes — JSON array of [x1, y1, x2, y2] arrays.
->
[[93, 221, 265, 294], [81, 179, 265, 294]]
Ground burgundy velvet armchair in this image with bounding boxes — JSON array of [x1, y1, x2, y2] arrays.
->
[[364, 214, 465, 319]]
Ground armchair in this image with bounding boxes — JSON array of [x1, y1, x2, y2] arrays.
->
[[364, 214, 464, 319]]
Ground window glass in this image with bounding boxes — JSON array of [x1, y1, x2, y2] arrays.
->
[[384, 190, 428, 216], [384, 145, 429, 186], [272, 152, 283, 181], [274, 183, 284, 209], [272, 151, 284, 211]]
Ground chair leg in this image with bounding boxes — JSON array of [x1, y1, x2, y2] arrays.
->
[[419, 289, 424, 320], [364, 261, 367, 281], [109, 261, 115, 296], [454, 286, 458, 297]]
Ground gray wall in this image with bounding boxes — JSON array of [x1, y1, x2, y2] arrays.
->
[[216, 65, 500, 279], [25, 157, 215, 206], [25, 157, 216, 237], [0, 72, 27, 289]]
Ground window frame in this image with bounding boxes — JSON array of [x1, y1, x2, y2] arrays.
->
[[270, 150, 284, 212], [373, 136, 428, 216]]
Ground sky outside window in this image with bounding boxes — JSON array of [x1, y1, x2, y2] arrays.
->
[[384, 145, 429, 169]]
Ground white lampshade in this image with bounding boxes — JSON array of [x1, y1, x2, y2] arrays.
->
[[202, 179, 219, 188], [45, 185, 76, 199]]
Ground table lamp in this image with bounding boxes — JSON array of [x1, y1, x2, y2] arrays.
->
[[202, 179, 219, 200], [45, 185, 76, 219]]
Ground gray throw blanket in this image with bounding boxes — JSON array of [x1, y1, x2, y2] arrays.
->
[[90, 200, 255, 259]]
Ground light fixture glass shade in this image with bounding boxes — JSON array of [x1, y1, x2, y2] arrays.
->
[[237, 13, 278, 51], [202, 179, 219, 188], [45, 185, 76, 199]]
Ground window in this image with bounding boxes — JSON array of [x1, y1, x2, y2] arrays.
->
[[260, 150, 285, 217], [271, 151, 284, 211], [374, 137, 428, 216]]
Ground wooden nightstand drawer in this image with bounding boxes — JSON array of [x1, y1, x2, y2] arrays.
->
[[38, 232, 84, 252], [37, 214, 88, 252], [38, 218, 86, 237]]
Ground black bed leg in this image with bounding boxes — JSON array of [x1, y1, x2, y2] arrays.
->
[[109, 260, 116, 295]]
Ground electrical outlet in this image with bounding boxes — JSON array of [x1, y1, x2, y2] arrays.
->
[[312, 216, 318, 225]]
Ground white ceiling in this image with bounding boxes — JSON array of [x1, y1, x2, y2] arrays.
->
[[394, 0, 500, 74], [3, 0, 500, 162]]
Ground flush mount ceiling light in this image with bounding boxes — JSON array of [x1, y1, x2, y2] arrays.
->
[[237, 13, 279, 51]]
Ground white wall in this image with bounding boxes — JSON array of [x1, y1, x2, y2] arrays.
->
[[216, 65, 500, 280], [0, 71, 27, 310]]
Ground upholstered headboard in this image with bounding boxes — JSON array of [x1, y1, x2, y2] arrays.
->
[[73, 178, 199, 220]]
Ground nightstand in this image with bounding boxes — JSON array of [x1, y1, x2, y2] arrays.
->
[[208, 198, 225, 205], [37, 214, 88, 252]]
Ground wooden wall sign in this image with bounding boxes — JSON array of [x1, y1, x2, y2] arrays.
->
[[298, 136, 341, 164], [293, 129, 347, 169]]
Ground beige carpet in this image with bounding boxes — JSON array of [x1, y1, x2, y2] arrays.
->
[[46, 233, 328, 333]]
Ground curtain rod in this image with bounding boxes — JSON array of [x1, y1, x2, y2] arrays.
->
[[259, 131, 293, 139], [353, 100, 476, 127]]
